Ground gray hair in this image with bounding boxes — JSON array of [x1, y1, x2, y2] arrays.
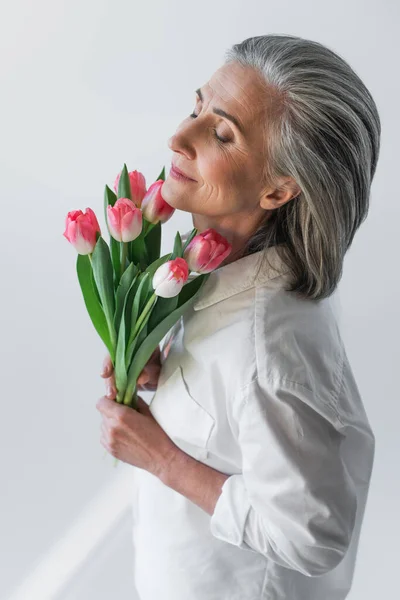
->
[[225, 34, 381, 300]]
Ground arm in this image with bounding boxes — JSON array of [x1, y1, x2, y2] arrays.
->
[[161, 373, 358, 578], [159, 448, 230, 516], [208, 376, 358, 577]]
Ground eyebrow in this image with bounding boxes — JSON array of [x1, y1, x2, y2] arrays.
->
[[195, 87, 244, 135]]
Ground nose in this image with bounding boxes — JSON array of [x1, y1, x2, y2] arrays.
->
[[168, 129, 197, 160]]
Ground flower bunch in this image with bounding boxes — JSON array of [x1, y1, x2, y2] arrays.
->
[[63, 164, 232, 411]]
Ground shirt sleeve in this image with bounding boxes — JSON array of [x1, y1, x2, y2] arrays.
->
[[209, 375, 358, 577]]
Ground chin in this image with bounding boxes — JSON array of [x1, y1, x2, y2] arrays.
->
[[161, 180, 189, 210]]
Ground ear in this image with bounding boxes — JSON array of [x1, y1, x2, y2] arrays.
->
[[260, 177, 301, 210]]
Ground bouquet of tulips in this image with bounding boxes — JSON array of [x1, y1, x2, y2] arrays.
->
[[63, 164, 232, 412]]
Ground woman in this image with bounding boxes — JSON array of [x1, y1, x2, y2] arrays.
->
[[98, 34, 380, 600]]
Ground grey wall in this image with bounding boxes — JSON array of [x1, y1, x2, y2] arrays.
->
[[1, 1, 398, 599]]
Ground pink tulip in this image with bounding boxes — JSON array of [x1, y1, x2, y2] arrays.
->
[[63, 208, 101, 255], [152, 257, 189, 298], [141, 180, 175, 224], [107, 198, 143, 243], [113, 170, 147, 208], [183, 228, 232, 273]]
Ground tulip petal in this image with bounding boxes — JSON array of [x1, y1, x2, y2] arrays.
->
[[141, 180, 175, 224], [121, 208, 142, 242], [152, 262, 170, 289], [182, 228, 232, 273], [154, 278, 184, 298]]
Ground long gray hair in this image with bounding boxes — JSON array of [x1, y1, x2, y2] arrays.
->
[[225, 35, 381, 300]]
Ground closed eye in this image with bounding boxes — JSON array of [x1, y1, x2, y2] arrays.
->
[[189, 112, 231, 144]]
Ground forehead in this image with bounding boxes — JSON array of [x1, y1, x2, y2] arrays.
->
[[208, 62, 261, 99], [204, 62, 271, 129]]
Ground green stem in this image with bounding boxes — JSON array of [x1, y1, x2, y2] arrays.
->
[[123, 383, 139, 410], [120, 242, 128, 278], [131, 292, 157, 338], [122, 294, 157, 408]]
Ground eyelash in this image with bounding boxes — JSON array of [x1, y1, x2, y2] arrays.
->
[[188, 112, 230, 144]]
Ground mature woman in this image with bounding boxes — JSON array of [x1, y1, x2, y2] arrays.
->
[[98, 34, 380, 600]]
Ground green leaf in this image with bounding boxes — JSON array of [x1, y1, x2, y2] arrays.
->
[[131, 272, 150, 325], [113, 262, 139, 335], [128, 234, 148, 271], [104, 184, 122, 288], [114, 291, 130, 403], [139, 273, 154, 314], [123, 270, 144, 334], [124, 273, 210, 402], [125, 272, 150, 366], [135, 316, 149, 354], [170, 231, 183, 260], [147, 294, 178, 332], [176, 272, 207, 308], [104, 184, 117, 219], [145, 220, 161, 265], [76, 254, 113, 358], [91, 237, 117, 349], [118, 163, 131, 200], [155, 165, 165, 181], [115, 328, 127, 403], [182, 227, 198, 253], [111, 239, 122, 290]]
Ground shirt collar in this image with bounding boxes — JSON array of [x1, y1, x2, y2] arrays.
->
[[182, 231, 291, 310]]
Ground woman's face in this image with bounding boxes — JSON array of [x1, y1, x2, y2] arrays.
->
[[161, 62, 296, 256]]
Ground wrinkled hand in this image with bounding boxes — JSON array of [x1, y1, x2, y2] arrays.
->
[[96, 394, 179, 477]]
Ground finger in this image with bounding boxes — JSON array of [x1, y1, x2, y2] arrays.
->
[[105, 380, 117, 399], [96, 395, 122, 416], [101, 420, 109, 438], [103, 364, 116, 396], [100, 433, 111, 453], [101, 355, 113, 378], [143, 362, 161, 385]]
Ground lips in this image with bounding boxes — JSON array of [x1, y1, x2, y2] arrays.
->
[[171, 162, 196, 181]]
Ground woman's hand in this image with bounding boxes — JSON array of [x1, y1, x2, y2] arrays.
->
[[96, 394, 179, 477], [100, 345, 162, 400]]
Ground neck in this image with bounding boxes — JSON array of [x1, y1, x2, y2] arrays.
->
[[191, 210, 272, 267]]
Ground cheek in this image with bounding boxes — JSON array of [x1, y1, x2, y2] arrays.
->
[[201, 151, 245, 191]]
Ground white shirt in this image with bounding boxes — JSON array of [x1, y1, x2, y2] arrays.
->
[[130, 240, 375, 600]]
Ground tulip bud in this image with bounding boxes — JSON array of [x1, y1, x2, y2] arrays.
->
[[141, 180, 175, 224], [63, 208, 101, 255], [113, 170, 147, 208], [107, 198, 143, 243], [183, 228, 232, 273], [152, 257, 189, 298]]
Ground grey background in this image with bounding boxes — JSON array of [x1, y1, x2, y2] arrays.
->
[[0, 1, 398, 599]]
